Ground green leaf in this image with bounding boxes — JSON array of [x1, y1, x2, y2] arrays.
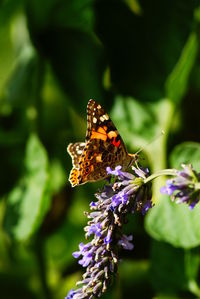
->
[[165, 32, 198, 103], [169, 142, 200, 171], [95, 0, 198, 100], [0, 24, 15, 93], [26, 0, 95, 33], [150, 241, 186, 293], [26, 0, 104, 112], [3, 134, 51, 241], [111, 96, 157, 149], [111, 96, 170, 147], [45, 188, 88, 270], [111, 96, 173, 173], [145, 141, 200, 249], [4, 47, 38, 107], [146, 196, 200, 249], [0, 12, 36, 101], [48, 160, 66, 193], [0, 0, 23, 25], [150, 241, 200, 294]]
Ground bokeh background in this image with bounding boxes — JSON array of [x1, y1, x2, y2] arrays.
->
[[1, 0, 200, 298]]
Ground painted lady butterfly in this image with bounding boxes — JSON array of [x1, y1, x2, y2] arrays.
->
[[67, 99, 137, 187]]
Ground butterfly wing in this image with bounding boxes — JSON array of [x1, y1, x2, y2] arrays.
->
[[86, 99, 126, 145], [67, 142, 85, 187], [67, 99, 136, 187], [76, 99, 132, 185], [67, 142, 86, 167]]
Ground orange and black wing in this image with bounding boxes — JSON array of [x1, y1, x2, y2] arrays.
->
[[67, 142, 85, 187], [67, 142, 86, 168], [76, 100, 130, 185]]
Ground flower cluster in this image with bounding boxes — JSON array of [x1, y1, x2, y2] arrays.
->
[[66, 165, 152, 299], [66, 161, 200, 299], [160, 164, 200, 209]]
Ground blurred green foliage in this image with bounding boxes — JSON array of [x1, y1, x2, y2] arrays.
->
[[0, 0, 200, 298]]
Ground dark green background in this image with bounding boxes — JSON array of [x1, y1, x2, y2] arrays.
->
[[0, 0, 200, 298]]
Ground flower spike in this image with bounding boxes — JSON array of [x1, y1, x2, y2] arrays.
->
[[65, 165, 152, 299], [160, 164, 200, 209]]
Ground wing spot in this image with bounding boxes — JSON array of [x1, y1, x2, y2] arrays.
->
[[107, 131, 117, 139], [104, 114, 109, 120], [96, 154, 102, 163]]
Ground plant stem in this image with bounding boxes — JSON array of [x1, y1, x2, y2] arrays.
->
[[144, 169, 177, 184]]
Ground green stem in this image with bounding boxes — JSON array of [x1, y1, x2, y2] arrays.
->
[[144, 168, 178, 184]]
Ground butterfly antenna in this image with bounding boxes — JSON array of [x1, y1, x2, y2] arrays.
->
[[135, 130, 165, 155]]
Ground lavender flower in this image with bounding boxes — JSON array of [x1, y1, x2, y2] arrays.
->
[[65, 165, 152, 299], [160, 164, 200, 209], [118, 234, 134, 250]]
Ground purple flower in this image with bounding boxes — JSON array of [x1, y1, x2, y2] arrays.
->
[[142, 200, 153, 215], [161, 164, 200, 209], [72, 242, 94, 267], [90, 201, 97, 207], [66, 165, 152, 299], [118, 234, 134, 250], [109, 165, 152, 214], [106, 165, 123, 176], [87, 222, 102, 237], [65, 289, 75, 299], [104, 229, 112, 244], [160, 180, 178, 195]]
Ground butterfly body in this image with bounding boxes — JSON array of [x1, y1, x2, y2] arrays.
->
[[67, 99, 137, 187]]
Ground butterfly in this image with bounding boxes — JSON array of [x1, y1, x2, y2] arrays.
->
[[67, 99, 137, 187]]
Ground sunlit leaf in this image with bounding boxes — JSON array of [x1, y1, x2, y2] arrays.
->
[[111, 96, 173, 173], [146, 197, 200, 249], [165, 32, 198, 103], [169, 142, 200, 171], [3, 134, 51, 241], [146, 141, 200, 248]]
